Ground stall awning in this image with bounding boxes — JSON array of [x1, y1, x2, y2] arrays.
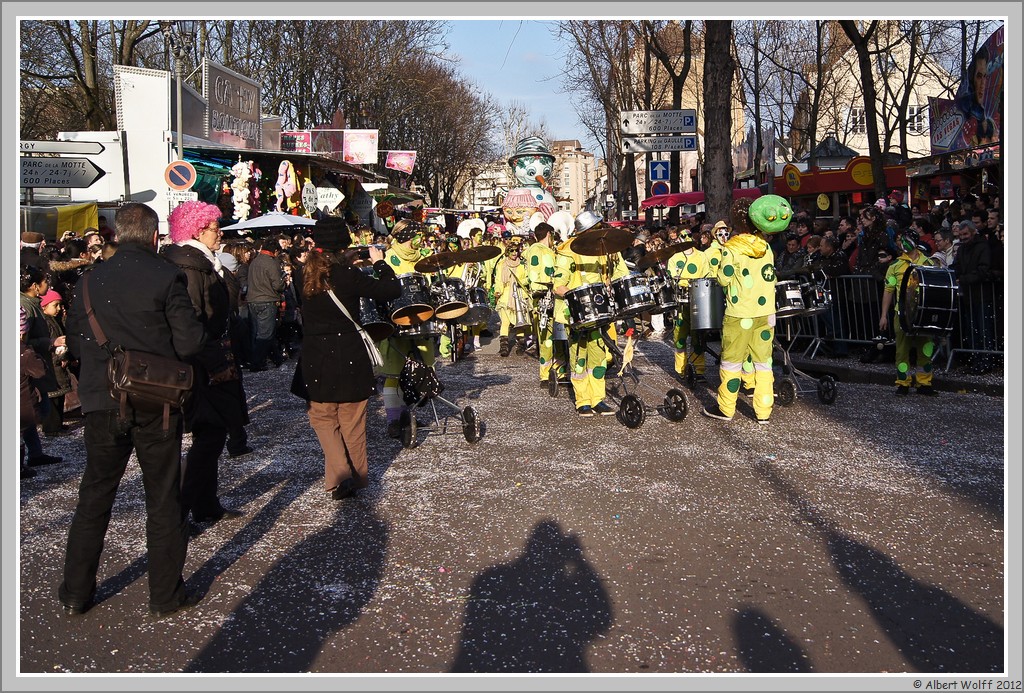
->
[[185, 144, 385, 182], [640, 188, 761, 210], [362, 183, 424, 204]]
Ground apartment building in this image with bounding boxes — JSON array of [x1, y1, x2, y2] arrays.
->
[[550, 139, 596, 217]]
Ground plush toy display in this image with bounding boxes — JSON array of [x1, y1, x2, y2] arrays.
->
[[275, 160, 300, 212], [747, 194, 794, 235], [230, 159, 253, 221]]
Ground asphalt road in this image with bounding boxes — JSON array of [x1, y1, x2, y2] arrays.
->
[[17, 330, 1007, 678]]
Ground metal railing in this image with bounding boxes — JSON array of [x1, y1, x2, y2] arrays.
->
[[783, 274, 1003, 371]]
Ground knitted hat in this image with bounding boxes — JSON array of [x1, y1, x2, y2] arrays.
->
[[40, 289, 63, 309], [312, 216, 352, 252], [21, 231, 44, 245], [889, 189, 905, 203]]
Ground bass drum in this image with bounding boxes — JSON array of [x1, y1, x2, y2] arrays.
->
[[459, 286, 492, 326], [359, 296, 395, 342], [393, 319, 443, 340], [389, 273, 434, 327], [610, 274, 657, 318], [774, 279, 805, 318], [688, 278, 725, 331], [566, 282, 615, 331], [899, 265, 959, 335]]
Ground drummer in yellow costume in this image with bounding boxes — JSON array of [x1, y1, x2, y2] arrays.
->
[[665, 229, 712, 383], [702, 198, 776, 424], [379, 219, 436, 437], [556, 212, 629, 417], [525, 222, 562, 384], [493, 238, 531, 357]]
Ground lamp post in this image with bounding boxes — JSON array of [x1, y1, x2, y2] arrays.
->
[[160, 20, 196, 161]]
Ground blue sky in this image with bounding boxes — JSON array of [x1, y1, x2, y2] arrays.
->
[[443, 20, 602, 156]]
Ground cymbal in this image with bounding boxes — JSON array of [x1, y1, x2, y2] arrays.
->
[[454, 245, 501, 263], [636, 242, 696, 270], [414, 251, 459, 273], [569, 226, 635, 256]]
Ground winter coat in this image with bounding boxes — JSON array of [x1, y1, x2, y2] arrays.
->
[[43, 313, 73, 398], [299, 259, 400, 403], [19, 292, 59, 394], [246, 250, 285, 304], [20, 341, 46, 428], [48, 257, 91, 301], [952, 235, 991, 288], [65, 242, 205, 415]]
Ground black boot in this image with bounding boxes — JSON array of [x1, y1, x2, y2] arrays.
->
[[499, 336, 511, 357]]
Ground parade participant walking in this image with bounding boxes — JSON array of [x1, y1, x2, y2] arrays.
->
[[702, 198, 777, 424], [525, 222, 561, 383], [665, 229, 711, 383], [295, 217, 400, 500], [493, 238, 530, 357], [879, 228, 940, 395], [60, 202, 205, 618], [162, 200, 248, 526], [556, 212, 629, 417]]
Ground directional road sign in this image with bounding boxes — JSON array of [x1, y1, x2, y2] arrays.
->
[[620, 109, 697, 135], [649, 160, 670, 182], [20, 140, 105, 155], [20, 157, 106, 188], [622, 135, 698, 154], [165, 160, 197, 191]]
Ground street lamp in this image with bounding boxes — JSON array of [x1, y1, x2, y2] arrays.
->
[[160, 20, 196, 161]]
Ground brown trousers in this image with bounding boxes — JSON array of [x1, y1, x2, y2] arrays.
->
[[307, 399, 369, 493]]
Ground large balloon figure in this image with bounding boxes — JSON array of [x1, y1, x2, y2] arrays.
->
[[504, 136, 557, 235]]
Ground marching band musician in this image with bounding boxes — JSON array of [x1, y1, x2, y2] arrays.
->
[[665, 228, 712, 384], [556, 213, 629, 418], [379, 219, 436, 438], [525, 222, 561, 385], [454, 220, 487, 352], [492, 238, 531, 357], [702, 198, 777, 424]]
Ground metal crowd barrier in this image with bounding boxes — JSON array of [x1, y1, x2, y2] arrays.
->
[[788, 274, 1003, 371]]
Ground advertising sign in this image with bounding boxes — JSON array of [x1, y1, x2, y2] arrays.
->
[[281, 131, 312, 153], [343, 130, 379, 165], [203, 59, 262, 149], [929, 26, 1002, 154], [385, 150, 417, 174]]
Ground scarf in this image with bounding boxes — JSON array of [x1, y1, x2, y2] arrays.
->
[[499, 256, 521, 286], [182, 239, 224, 277]]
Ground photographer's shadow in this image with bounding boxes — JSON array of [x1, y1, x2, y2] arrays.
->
[[450, 519, 613, 673]]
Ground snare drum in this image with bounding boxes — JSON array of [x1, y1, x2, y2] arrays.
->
[[459, 286, 492, 326], [688, 278, 725, 331], [359, 296, 395, 342], [393, 319, 443, 340], [610, 274, 657, 318], [899, 265, 958, 335], [432, 277, 470, 321], [798, 276, 831, 316], [565, 282, 615, 331], [774, 280, 805, 318], [390, 273, 434, 326], [647, 267, 679, 314]]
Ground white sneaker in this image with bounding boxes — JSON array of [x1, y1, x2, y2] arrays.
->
[[473, 337, 482, 349]]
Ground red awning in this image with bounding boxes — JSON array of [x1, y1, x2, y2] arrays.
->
[[640, 188, 762, 210]]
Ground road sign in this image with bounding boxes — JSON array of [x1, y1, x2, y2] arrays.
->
[[164, 160, 197, 191], [20, 140, 105, 155], [622, 135, 698, 154], [649, 160, 670, 182], [20, 157, 106, 188], [603, 200, 615, 210], [651, 181, 670, 196], [620, 109, 697, 135], [167, 190, 199, 206]]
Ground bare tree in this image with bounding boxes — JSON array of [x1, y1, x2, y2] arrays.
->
[[702, 21, 734, 224], [839, 20, 887, 201]]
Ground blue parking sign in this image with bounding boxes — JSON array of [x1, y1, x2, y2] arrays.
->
[[649, 161, 670, 182]]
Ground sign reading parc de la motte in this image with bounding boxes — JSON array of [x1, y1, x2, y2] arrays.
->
[[203, 59, 261, 149]]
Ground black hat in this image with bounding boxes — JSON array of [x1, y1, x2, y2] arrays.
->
[[312, 216, 352, 252], [391, 219, 421, 243]]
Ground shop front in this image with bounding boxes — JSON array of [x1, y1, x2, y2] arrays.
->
[[773, 156, 909, 220]]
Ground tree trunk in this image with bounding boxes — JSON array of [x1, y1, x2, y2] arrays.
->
[[702, 21, 735, 225]]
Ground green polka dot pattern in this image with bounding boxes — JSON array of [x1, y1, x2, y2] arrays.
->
[[723, 265, 734, 277], [543, 338, 553, 348], [898, 362, 909, 374], [922, 341, 934, 357], [687, 263, 698, 274], [710, 258, 719, 266], [742, 360, 754, 373], [726, 378, 741, 393], [760, 329, 772, 341], [742, 276, 754, 289], [539, 356, 547, 364], [530, 256, 539, 266], [676, 260, 685, 269], [545, 267, 554, 276], [675, 339, 685, 349], [742, 268, 749, 276], [390, 256, 400, 266], [593, 366, 607, 379], [758, 296, 767, 305], [740, 318, 754, 330]]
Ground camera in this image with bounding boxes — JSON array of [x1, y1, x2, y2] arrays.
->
[[357, 247, 372, 260]]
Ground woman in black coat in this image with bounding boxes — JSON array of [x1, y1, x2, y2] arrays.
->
[[164, 200, 247, 525], [297, 217, 400, 500]]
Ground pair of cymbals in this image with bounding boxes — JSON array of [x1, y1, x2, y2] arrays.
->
[[635, 242, 696, 270], [569, 226, 635, 256], [413, 245, 503, 273]]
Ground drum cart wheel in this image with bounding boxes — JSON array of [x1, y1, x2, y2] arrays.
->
[[776, 377, 797, 406], [461, 406, 480, 443], [399, 409, 417, 448], [548, 369, 560, 398], [684, 364, 697, 389], [662, 388, 688, 422], [817, 375, 838, 405], [617, 394, 646, 429]]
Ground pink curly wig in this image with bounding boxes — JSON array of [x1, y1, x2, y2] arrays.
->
[[167, 201, 222, 244]]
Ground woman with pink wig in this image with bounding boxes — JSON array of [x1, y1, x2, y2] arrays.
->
[[163, 201, 248, 527]]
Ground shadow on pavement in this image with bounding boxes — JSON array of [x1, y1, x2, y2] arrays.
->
[[733, 606, 814, 673], [755, 460, 1003, 673], [450, 519, 612, 673]]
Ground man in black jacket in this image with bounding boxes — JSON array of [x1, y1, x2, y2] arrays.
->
[[60, 202, 206, 619], [952, 220, 995, 374]]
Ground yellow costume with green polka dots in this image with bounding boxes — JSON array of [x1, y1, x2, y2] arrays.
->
[[710, 233, 777, 420], [526, 240, 562, 382], [883, 251, 938, 388], [666, 245, 714, 377], [558, 241, 629, 409]]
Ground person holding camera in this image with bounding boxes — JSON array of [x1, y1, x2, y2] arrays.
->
[[60, 202, 206, 618], [294, 217, 400, 500]]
